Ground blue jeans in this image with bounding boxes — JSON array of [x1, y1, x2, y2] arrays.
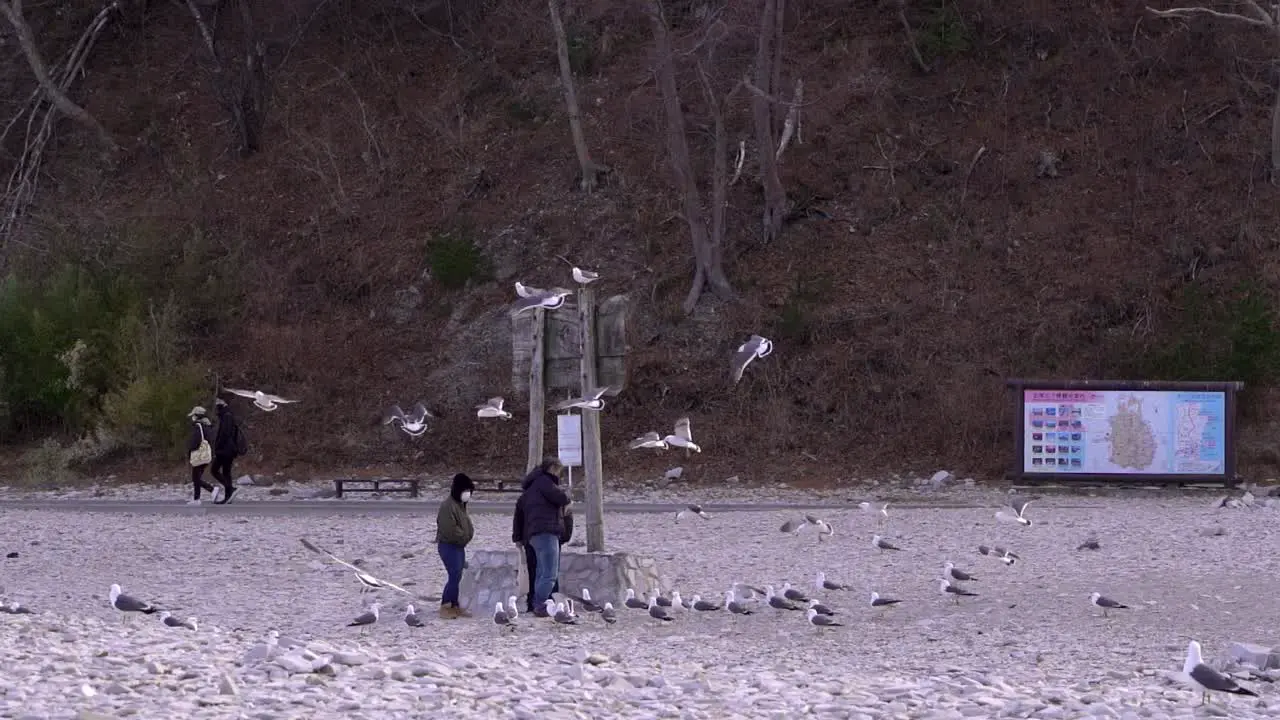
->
[[437, 542, 466, 606], [529, 532, 561, 609]]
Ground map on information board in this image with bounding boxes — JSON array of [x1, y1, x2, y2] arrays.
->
[[1021, 389, 1225, 475]]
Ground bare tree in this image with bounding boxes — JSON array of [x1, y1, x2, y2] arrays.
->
[[1147, 3, 1280, 176], [183, 0, 270, 157], [647, 0, 735, 313], [548, 0, 608, 191], [0, 0, 117, 152], [750, 0, 787, 243]]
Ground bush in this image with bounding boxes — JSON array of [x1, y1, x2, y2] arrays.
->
[[916, 1, 971, 64], [102, 363, 209, 455], [19, 438, 78, 488], [426, 230, 492, 290]]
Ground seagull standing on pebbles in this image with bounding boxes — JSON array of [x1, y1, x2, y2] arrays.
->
[[347, 603, 380, 630], [730, 334, 774, 385], [475, 397, 512, 420], [690, 594, 722, 611], [571, 267, 600, 285], [506, 596, 519, 621], [647, 596, 674, 622], [1182, 639, 1258, 705], [601, 603, 618, 624], [512, 287, 573, 316], [724, 590, 754, 615], [939, 579, 978, 604], [382, 403, 434, 437], [662, 417, 701, 453], [807, 599, 836, 616], [1089, 592, 1130, 618], [816, 572, 851, 591], [493, 602, 515, 631], [870, 592, 903, 610], [624, 589, 648, 610], [404, 605, 425, 627], [109, 584, 160, 622], [996, 500, 1034, 526], [765, 586, 803, 611], [943, 562, 979, 582], [550, 600, 577, 625], [669, 591, 692, 610], [872, 534, 901, 551], [550, 386, 614, 412], [224, 388, 298, 412], [781, 583, 810, 603], [806, 608, 844, 629], [159, 611, 193, 629], [675, 504, 711, 522]]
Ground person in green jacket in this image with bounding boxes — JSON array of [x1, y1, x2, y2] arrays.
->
[[435, 472, 476, 619]]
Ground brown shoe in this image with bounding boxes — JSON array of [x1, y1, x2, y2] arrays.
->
[[438, 604, 457, 619], [454, 604, 473, 619]]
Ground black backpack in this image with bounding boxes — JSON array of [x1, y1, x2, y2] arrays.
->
[[233, 422, 249, 457]]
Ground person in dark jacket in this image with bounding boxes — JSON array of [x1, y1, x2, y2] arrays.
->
[[210, 399, 244, 504], [517, 458, 572, 614], [513, 489, 574, 613], [435, 473, 477, 619], [185, 406, 216, 505]]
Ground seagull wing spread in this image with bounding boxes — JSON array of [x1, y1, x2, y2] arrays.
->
[[300, 538, 416, 597], [224, 387, 259, 400], [673, 416, 693, 442]]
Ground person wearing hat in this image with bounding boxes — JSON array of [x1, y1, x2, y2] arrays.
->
[[186, 406, 217, 505]]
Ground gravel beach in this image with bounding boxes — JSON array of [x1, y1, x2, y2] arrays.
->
[[2, 495, 1277, 719]]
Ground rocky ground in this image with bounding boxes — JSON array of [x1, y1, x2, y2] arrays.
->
[[2, 496, 1278, 719]]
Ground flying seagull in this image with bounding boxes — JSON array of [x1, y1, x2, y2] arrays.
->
[[675, 504, 711, 522], [816, 572, 851, 591], [724, 590, 754, 615], [690, 594, 722, 611], [628, 431, 668, 450], [730, 334, 774, 385], [571, 267, 599, 285], [996, 500, 1034, 526], [870, 591, 903, 610], [662, 417, 701, 453], [475, 397, 512, 420], [806, 608, 844, 629], [493, 602, 516, 631], [1089, 592, 1130, 618], [382, 402, 434, 437], [514, 281, 545, 298], [624, 588, 648, 610], [646, 596, 674, 622], [404, 604, 426, 627], [550, 386, 614, 412], [298, 538, 427, 601], [939, 579, 979, 604], [223, 388, 298, 412], [348, 603, 380, 628], [872, 534, 901, 551], [109, 584, 160, 620], [512, 287, 573, 316], [765, 586, 803, 611], [944, 562, 979, 582], [1182, 639, 1258, 705], [860, 501, 891, 527]]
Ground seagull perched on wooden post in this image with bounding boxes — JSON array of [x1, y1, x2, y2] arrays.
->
[[511, 287, 573, 316], [571, 267, 600, 285]]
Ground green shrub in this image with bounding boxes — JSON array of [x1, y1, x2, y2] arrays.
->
[[426, 230, 491, 290], [102, 363, 208, 454]]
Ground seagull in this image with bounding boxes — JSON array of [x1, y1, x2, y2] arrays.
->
[[549, 600, 577, 625], [690, 594, 722, 611], [565, 588, 602, 613], [870, 591, 903, 609], [493, 602, 516, 630], [780, 518, 809, 535], [628, 431, 668, 450], [550, 386, 614, 412], [996, 499, 1034, 526], [765, 586, 803, 611], [382, 403, 433, 437], [159, 611, 190, 629], [514, 281, 545, 298], [662, 417, 701, 453], [646, 596, 674, 622], [223, 388, 298, 412], [512, 287, 573, 316], [624, 588, 648, 610], [675, 504, 711, 522], [475, 397, 512, 420], [978, 544, 1020, 564], [1182, 640, 1258, 705], [347, 603, 380, 627], [730, 334, 773, 385], [734, 581, 768, 599], [816, 572, 851, 591], [601, 603, 618, 624], [939, 579, 978, 604], [669, 591, 692, 610], [724, 590, 754, 615], [860, 501, 890, 525], [1089, 592, 1130, 618], [506, 595, 519, 621], [815, 519, 834, 542], [651, 591, 673, 608], [0, 601, 33, 615], [299, 538, 424, 601], [571, 267, 599, 285], [806, 608, 844, 628], [404, 604, 426, 627], [808, 599, 836, 616], [872, 534, 901, 551], [1077, 538, 1101, 551], [109, 584, 160, 621], [943, 562, 979, 582], [781, 582, 810, 603]]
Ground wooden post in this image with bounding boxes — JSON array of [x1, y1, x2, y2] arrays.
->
[[526, 308, 546, 473], [578, 287, 606, 552]]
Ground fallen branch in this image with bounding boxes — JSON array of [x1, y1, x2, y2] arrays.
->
[[1145, 3, 1272, 27], [896, 0, 930, 73]]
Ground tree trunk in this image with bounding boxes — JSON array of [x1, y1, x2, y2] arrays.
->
[[1272, 64, 1280, 179], [647, 0, 733, 314], [0, 0, 117, 153], [751, 0, 786, 243], [697, 64, 734, 299], [549, 0, 605, 192]]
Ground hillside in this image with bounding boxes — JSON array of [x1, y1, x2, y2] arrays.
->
[[4, 0, 1280, 486]]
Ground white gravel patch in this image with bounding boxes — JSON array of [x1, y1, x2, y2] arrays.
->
[[2, 497, 1277, 719]]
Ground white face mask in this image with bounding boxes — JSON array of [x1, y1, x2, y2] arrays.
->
[[459, 491, 472, 503]]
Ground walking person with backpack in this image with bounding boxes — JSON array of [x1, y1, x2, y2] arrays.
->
[[186, 406, 216, 506], [211, 399, 247, 504]]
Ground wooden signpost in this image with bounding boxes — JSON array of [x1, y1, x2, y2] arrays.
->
[[512, 289, 629, 552]]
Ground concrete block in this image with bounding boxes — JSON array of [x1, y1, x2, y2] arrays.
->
[[457, 550, 666, 614], [1227, 642, 1280, 670]]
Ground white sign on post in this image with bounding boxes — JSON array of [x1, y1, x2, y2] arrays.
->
[[556, 413, 583, 467]]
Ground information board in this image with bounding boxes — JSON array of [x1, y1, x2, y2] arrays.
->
[[1021, 389, 1226, 475], [556, 413, 583, 467]]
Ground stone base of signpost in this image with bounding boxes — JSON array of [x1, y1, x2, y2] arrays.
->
[[458, 549, 666, 615]]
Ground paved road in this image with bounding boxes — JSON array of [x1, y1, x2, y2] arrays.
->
[[0, 498, 1007, 517]]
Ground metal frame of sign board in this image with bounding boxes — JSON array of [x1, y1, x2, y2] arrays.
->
[[1004, 379, 1243, 488]]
